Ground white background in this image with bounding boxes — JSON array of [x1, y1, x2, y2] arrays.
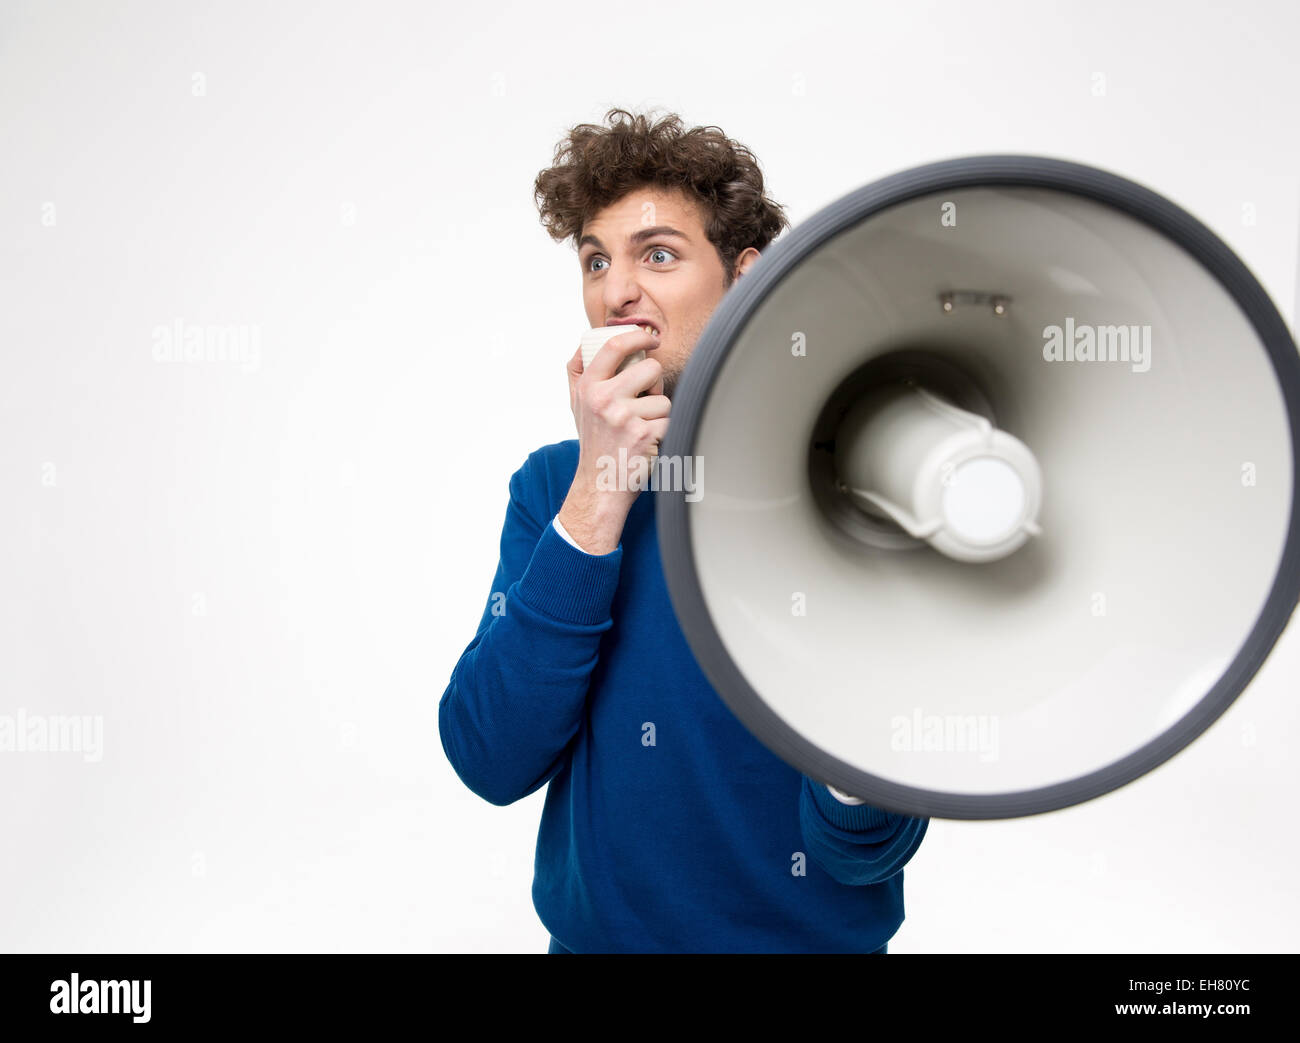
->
[[1, 0, 1296, 953]]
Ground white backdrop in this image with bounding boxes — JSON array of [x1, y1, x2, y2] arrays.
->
[[1, 0, 1296, 953]]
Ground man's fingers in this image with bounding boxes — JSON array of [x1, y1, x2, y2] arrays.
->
[[631, 394, 671, 420], [583, 330, 656, 382], [610, 354, 663, 398], [644, 417, 671, 448]]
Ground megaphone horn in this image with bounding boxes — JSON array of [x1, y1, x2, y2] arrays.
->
[[658, 155, 1300, 819]]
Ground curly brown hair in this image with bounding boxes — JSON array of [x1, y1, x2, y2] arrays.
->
[[534, 107, 790, 287]]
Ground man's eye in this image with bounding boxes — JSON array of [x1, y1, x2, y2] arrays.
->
[[648, 248, 676, 264], [587, 256, 608, 273]]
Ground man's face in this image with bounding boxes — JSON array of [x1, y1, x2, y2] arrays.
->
[[577, 185, 754, 400]]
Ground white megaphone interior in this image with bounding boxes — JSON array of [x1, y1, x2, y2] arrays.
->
[[689, 185, 1293, 795]]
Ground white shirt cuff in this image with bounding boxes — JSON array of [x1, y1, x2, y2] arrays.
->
[[827, 784, 868, 805]]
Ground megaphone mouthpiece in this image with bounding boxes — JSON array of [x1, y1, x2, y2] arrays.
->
[[836, 382, 1043, 563]]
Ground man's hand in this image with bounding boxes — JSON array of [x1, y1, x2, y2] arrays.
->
[[559, 330, 670, 554]]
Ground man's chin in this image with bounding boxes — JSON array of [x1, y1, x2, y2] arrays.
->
[[661, 364, 685, 399]]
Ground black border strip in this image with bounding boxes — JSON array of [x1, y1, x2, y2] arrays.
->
[[656, 155, 1300, 820]]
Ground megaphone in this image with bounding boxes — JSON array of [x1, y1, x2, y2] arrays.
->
[[657, 155, 1300, 819]]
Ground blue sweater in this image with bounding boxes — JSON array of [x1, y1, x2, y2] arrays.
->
[[439, 438, 929, 953]]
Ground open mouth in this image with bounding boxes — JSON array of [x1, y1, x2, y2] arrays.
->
[[610, 321, 661, 339]]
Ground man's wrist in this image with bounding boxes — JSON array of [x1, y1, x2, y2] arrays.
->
[[557, 491, 628, 555], [553, 515, 593, 555]]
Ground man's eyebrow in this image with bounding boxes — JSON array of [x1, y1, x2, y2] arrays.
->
[[578, 226, 691, 251]]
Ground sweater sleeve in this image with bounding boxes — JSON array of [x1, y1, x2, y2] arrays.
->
[[438, 452, 623, 806], [799, 776, 929, 886]]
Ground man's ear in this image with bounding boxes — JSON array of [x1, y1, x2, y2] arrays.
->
[[733, 246, 761, 280]]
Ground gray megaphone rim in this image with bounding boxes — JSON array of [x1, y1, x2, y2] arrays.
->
[[656, 154, 1300, 820]]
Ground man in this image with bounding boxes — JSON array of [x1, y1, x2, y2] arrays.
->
[[439, 108, 929, 953]]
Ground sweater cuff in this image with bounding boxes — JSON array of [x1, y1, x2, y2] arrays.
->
[[809, 778, 899, 832], [514, 517, 622, 626]]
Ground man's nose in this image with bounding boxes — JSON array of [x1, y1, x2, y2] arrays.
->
[[602, 262, 642, 312]]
